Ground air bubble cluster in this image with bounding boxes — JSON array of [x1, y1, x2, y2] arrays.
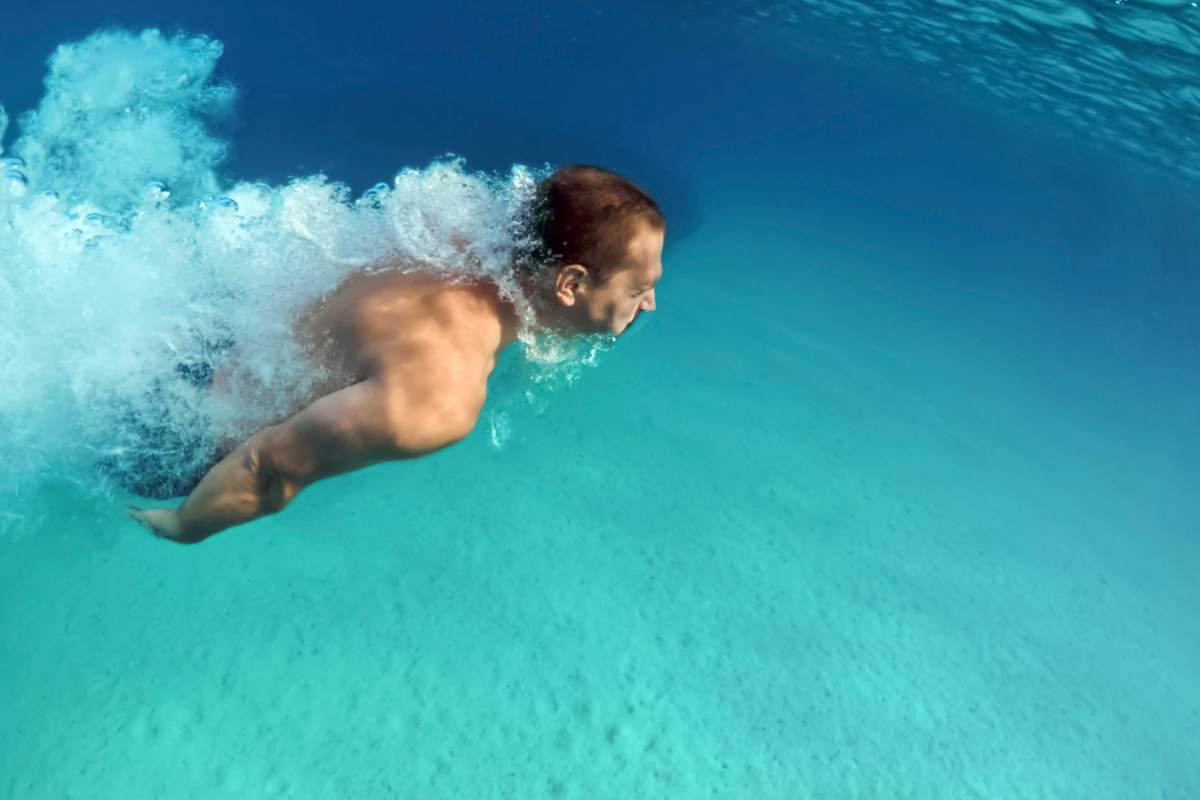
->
[[0, 27, 588, 524]]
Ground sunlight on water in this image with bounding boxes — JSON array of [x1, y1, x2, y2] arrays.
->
[[722, 0, 1200, 180], [0, 28, 613, 529]]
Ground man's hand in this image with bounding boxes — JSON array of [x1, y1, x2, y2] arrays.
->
[[127, 506, 186, 542]]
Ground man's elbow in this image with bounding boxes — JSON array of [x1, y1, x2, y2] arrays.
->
[[257, 467, 302, 515], [245, 430, 306, 514]]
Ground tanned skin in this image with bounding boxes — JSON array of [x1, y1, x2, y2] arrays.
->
[[127, 223, 663, 544]]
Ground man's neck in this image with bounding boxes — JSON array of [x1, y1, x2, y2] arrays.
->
[[468, 278, 523, 354]]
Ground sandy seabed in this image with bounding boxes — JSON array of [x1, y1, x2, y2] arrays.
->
[[2, 210, 1197, 799]]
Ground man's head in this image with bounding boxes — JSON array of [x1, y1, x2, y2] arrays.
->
[[518, 165, 664, 337]]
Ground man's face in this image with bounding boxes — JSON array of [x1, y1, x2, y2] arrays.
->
[[554, 223, 663, 337]]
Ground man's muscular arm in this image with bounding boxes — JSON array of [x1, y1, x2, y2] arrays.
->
[[128, 370, 481, 544]]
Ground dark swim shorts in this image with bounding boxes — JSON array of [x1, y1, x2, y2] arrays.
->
[[98, 336, 234, 500]]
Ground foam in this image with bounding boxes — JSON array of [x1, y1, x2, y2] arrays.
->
[[0, 28, 612, 527]]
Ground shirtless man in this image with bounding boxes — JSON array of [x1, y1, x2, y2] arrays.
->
[[127, 165, 664, 544]]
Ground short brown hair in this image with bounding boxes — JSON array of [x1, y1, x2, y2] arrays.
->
[[521, 165, 664, 284]]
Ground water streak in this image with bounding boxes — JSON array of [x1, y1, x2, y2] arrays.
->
[[721, 0, 1200, 181]]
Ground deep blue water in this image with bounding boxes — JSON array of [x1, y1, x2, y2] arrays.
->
[[1, 1, 1198, 797]]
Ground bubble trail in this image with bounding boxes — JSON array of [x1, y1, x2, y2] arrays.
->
[[0, 27, 610, 529]]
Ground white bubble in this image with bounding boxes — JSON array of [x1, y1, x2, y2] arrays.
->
[[11, 28, 229, 209], [4, 169, 28, 197], [142, 180, 171, 205]]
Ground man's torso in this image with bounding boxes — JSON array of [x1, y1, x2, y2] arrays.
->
[[209, 266, 514, 453]]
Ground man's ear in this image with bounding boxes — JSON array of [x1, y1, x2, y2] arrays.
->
[[554, 264, 590, 306]]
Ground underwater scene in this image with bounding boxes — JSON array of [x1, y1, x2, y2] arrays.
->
[[1, 1, 1197, 797]]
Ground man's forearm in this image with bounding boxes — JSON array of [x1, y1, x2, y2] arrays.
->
[[146, 375, 468, 544], [174, 431, 291, 542]]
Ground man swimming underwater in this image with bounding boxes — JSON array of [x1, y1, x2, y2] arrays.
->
[[127, 165, 663, 543]]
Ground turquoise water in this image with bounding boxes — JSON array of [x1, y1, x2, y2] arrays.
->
[[2, 3, 1199, 798]]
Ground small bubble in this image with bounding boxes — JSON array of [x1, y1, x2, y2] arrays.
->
[[0, 156, 26, 169], [84, 212, 106, 225], [359, 182, 391, 209], [4, 169, 28, 197], [215, 196, 238, 210], [142, 180, 170, 205]]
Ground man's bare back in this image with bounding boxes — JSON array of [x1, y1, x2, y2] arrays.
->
[[126, 165, 664, 544], [209, 268, 518, 456]]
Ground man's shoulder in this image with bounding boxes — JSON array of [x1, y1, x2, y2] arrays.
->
[[364, 275, 501, 377], [420, 276, 510, 354]]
